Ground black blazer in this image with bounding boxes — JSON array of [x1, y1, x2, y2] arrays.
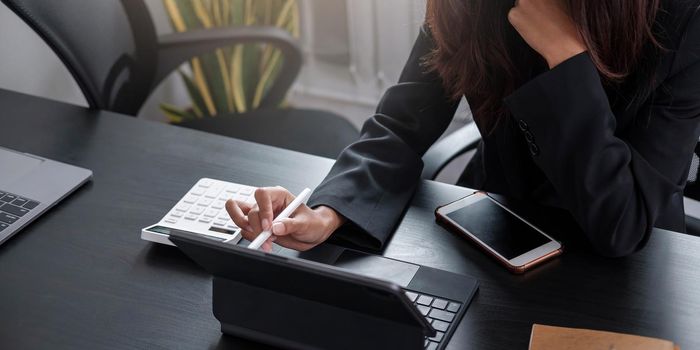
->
[[308, 0, 700, 257]]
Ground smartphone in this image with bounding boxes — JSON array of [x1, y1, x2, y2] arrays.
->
[[435, 192, 562, 274]]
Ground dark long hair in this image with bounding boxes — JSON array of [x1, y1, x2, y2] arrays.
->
[[426, 0, 662, 130]]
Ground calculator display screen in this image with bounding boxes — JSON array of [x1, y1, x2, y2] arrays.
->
[[148, 225, 172, 235]]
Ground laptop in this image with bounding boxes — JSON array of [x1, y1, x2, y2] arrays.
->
[[169, 230, 479, 350], [0, 147, 92, 245]]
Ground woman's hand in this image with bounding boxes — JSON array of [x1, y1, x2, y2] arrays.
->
[[508, 0, 587, 69], [226, 186, 346, 252]]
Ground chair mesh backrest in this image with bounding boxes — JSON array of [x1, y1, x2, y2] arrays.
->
[[1, 0, 158, 115], [685, 142, 700, 200]]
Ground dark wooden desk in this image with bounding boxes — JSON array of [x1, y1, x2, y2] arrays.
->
[[1, 89, 698, 349]]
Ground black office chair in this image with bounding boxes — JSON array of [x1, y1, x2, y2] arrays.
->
[[1, 0, 359, 159]]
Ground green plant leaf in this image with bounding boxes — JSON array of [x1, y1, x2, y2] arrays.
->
[[241, 44, 262, 109], [199, 52, 231, 114], [160, 102, 198, 123], [179, 70, 209, 118]]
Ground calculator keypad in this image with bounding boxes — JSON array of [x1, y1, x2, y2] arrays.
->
[[159, 179, 256, 240]]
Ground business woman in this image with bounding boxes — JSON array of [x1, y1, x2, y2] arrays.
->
[[227, 0, 700, 257]]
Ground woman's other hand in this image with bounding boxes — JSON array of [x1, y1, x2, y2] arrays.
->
[[226, 186, 346, 252], [508, 0, 587, 68]]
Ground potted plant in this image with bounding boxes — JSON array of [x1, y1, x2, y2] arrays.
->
[[160, 0, 300, 123]]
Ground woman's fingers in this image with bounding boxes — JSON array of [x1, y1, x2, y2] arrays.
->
[[272, 215, 309, 237], [252, 187, 296, 232], [239, 228, 256, 242], [261, 241, 273, 252], [228, 186, 336, 252], [254, 188, 274, 231], [225, 199, 253, 232], [268, 207, 327, 251], [248, 208, 262, 234], [272, 236, 316, 252]]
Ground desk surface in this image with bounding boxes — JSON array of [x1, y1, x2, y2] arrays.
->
[[1, 89, 698, 349]]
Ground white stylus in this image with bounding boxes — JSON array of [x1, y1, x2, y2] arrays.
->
[[247, 188, 312, 250]]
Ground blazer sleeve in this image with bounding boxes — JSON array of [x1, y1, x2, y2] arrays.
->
[[503, 14, 700, 257], [307, 26, 459, 251]]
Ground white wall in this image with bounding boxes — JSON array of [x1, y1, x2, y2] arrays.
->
[[291, 0, 472, 129]]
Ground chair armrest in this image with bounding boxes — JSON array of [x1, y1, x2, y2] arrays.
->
[[685, 196, 700, 220], [155, 26, 302, 109], [421, 122, 482, 180]]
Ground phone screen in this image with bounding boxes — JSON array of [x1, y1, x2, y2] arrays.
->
[[446, 197, 551, 260]]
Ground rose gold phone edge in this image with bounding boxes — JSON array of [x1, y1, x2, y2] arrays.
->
[[435, 192, 563, 274]]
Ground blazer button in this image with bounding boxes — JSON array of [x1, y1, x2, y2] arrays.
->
[[524, 131, 535, 143], [518, 120, 529, 131], [529, 143, 540, 156]]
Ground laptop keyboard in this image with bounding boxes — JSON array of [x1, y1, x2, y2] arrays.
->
[[0, 190, 41, 231], [405, 290, 462, 350]]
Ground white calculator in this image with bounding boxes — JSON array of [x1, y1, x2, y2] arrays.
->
[[141, 178, 257, 246]]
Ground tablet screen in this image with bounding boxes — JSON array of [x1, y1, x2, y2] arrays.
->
[[446, 198, 550, 259]]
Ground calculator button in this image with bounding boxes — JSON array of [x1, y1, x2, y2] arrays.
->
[[198, 179, 213, 188], [175, 204, 191, 212], [446, 302, 461, 313], [239, 187, 254, 196], [417, 295, 433, 306], [428, 309, 454, 323], [432, 320, 449, 332], [189, 207, 204, 215], [183, 195, 198, 204], [190, 187, 206, 196], [426, 341, 438, 350], [431, 299, 448, 310], [211, 200, 226, 209], [165, 218, 178, 224], [204, 209, 219, 218], [405, 291, 418, 302], [170, 211, 183, 218], [233, 194, 250, 203], [205, 188, 222, 199], [185, 214, 197, 221], [217, 214, 231, 221], [223, 189, 236, 197], [199, 217, 212, 224], [0, 223, 8, 231], [213, 220, 227, 227], [197, 198, 213, 207], [226, 224, 239, 230], [225, 185, 240, 193]]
